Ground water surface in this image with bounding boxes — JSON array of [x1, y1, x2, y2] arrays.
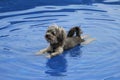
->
[[0, 0, 120, 80]]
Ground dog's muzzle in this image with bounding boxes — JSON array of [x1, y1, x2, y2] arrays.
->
[[45, 33, 53, 40]]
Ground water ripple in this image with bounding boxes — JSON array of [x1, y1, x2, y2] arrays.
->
[[0, 3, 120, 80]]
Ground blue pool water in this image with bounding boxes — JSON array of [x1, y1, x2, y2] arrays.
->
[[0, 0, 120, 80]]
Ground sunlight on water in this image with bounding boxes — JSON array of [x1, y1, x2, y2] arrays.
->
[[0, 1, 120, 80]]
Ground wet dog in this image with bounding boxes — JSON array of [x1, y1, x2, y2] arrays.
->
[[36, 24, 95, 58]]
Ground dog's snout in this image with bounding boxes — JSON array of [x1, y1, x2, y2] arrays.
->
[[45, 34, 50, 38]]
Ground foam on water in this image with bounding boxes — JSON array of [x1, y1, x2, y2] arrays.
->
[[0, 2, 120, 80]]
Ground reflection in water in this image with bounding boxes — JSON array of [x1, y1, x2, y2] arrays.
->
[[65, 45, 83, 57], [45, 45, 82, 76], [45, 55, 67, 76]]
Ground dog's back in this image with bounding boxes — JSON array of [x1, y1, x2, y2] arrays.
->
[[64, 37, 83, 50]]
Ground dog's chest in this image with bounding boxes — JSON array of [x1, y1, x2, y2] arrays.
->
[[48, 44, 58, 53]]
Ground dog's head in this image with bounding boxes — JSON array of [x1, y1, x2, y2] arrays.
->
[[45, 24, 66, 46]]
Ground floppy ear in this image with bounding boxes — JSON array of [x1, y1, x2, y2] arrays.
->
[[57, 27, 67, 46]]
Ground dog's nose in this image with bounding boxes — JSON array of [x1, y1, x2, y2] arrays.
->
[[45, 34, 50, 38]]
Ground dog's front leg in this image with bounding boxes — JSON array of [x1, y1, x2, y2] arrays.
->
[[46, 47, 63, 58], [36, 46, 51, 55]]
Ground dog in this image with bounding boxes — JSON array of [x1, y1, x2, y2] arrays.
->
[[36, 24, 95, 58]]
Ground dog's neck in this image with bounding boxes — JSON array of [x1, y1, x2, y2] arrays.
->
[[50, 43, 59, 50]]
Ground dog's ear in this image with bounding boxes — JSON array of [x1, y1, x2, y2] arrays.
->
[[57, 27, 66, 46]]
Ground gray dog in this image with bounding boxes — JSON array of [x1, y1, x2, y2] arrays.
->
[[36, 24, 95, 58]]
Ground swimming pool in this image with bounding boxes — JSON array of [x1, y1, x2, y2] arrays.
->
[[0, 0, 120, 80]]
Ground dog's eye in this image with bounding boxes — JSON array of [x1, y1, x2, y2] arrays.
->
[[47, 30, 51, 33], [51, 31, 56, 35]]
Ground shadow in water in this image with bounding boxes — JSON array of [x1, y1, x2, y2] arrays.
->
[[45, 45, 83, 76]]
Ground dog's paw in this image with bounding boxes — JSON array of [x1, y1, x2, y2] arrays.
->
[[35, 50, 44, 56], [81, 38, 96, 45], [81, 34, 90, 39], [46, 54, 52, 58]]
